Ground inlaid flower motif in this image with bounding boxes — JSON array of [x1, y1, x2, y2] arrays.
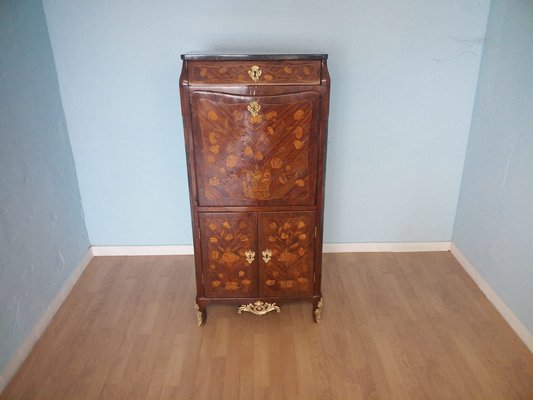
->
[[294, 110, 305, 120], [209, 145, 219, 154], [267, 126, 274, 135], [298, 248, 306, 256], [248, 113, 263, 124], [238, 271, 245, 277], [297, 221, 306, 229], [254, 151, 264, 160], [283, 66, 292, 74], [208, 222, 217, 231], [266, 111, 277, 120], [211, 280, 221, 287], [226, 155, 238, 168], [210, 250, 219, 260], [293, 126, 304, 139], [244, 146, 254, 157], [222, 221, 231, 229], [209, 237, 218, 243], [221, 252, 239, 264], [206, 155, 215, 164], [225, 233, 234, 241], [208, 177, 220, 186], [264, 74, 274, 81], [225, 282, 239, 290], [209, 132, 217, 144], [266, 279, 276, 286], [295, 179, 305, 187], [208, 110, 218, 121], [293, 140, 304, 149], [298, 233, 307, 240], [279, 249, 296, 263], [270, 158, 282, 169], [241, 279, 251, 286]]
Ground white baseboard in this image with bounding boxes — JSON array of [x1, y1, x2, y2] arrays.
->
[[451, 243, 533, 353], [91, 245, 194, 256], [91, 242, 452, 256], [323, 241, 451, 253], [0, 247, 94, 395]]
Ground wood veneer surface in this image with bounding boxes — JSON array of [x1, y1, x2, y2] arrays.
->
[[1, 252, 532, 400]]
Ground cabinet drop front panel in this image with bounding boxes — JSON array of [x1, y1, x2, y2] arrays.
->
[[180, 54, 330, 325]]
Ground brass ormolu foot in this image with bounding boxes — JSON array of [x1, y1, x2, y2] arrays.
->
[[194, 302, 204, 326], [314, 297, 323, 324]]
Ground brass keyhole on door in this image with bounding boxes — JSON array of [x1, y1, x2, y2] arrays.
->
[[262, 249, 272, 263], [248, 65, 262, 82], [245, 249, 256, 264]]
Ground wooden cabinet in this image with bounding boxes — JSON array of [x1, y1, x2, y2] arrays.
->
[[179, 54, 330, 325]]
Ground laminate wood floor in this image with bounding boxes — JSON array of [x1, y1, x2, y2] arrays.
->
[[1, 252, 532, 399]]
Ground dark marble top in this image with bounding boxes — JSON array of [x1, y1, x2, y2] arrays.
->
[[180, 53, 328, 61]]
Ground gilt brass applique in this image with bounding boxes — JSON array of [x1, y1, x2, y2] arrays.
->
[[248, 65, 262, 82], [238, 300, 280, 316], [247, 101, 261, 117], [194, 303, 203, 326], [315, 298, 323, 324], [245, 249, 256, 264], [262, 248, 272, 263]]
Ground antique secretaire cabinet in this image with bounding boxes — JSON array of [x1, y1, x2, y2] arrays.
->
[[179, 54, 330, 325]]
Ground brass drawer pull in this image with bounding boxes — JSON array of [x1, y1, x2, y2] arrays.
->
[[262, 249, 272, 263], [248, 65, 262, 82], [245, 249, 255, 264], [247, 100, 261, 117]]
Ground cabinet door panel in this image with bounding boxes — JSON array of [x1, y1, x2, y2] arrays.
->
[[191, 91, 320, 207], [199, 212, 258, 298], [258, 212, 315, 297]]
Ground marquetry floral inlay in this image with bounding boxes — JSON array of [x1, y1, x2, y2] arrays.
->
[[261, 214, 314, 296], [201, 215, 255, 297], [195, 94, 317, 205]]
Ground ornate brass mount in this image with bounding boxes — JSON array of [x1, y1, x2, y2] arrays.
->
[[248, 65, 262, 82], [194, 302, 203, 326], [244, 249, 256, 264], [238, 300, 280, 316], [262, 248, 272, 263], [247, 100, 261, 117], [314, 297, 323, 324]]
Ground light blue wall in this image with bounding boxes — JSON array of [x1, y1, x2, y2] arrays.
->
[[0, 0, 90, 372], [453, 0, 533, 333], [42, 0, 491, 245]]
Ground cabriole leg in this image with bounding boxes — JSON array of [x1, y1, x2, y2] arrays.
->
[[313, 297, 323, 324], [194, 302, 206, 326]]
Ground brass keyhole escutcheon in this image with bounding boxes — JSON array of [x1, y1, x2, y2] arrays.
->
[[248, 65, 262, 82], [245, 249, 256, 264], [262, 249, 272, 263], [247, 101, 261, 117]]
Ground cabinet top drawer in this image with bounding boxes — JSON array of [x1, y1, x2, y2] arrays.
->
[[186, 60, 323, 86]]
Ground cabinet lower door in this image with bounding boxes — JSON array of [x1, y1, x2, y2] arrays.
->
[[199, 212, 258, 298], [258, 211, 316, 297]]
